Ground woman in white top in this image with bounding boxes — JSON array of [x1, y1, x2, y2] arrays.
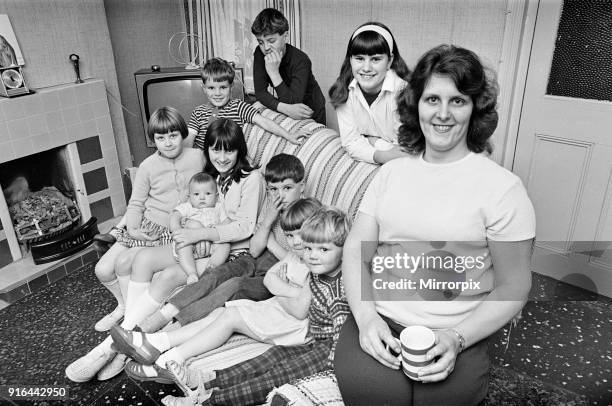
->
[[336, 45, 535, 405], [329, 22, 411, 164]]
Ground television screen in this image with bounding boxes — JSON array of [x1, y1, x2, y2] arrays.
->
[[135, 67, 244, 147]]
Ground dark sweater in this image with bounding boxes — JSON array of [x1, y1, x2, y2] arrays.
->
[[253, 44, 326, 125]]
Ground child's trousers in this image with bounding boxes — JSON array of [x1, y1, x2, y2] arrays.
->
[[170, 250, 278, 325], [202, 339, 333, 406]]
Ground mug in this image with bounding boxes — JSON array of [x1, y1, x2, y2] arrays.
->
[[399, 325, 436, 379]]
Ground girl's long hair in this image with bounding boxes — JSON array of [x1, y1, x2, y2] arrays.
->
[[203, 118, 256, 184], [329, 22, 410, 107]]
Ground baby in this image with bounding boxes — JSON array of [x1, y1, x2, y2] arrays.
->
[[170, 172, 230, 284]]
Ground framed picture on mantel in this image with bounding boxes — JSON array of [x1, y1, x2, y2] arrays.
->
[[0, 14, 29, 97], [0, 14, 24, 67]]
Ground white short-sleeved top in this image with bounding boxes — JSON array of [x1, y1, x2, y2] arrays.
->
[[359, 152, 536, 328]]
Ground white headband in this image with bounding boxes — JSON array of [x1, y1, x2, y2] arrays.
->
[[351, 24, 394, 53]]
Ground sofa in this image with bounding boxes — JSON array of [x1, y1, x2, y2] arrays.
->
[[182, 102, 378, 405]]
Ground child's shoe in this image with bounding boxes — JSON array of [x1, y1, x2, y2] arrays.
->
[[110, 325, 161, 365], [65, 349, 114, 382], [96, 353, 128, 381], [94, 305, 125, 332]]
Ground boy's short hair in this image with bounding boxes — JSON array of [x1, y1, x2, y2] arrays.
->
[[201, 57, 235, 85], [189, 172, 216, 188], [147, 106, 188, 142], [264, 153, 305, 183], [300, 208, 351, 247], [251, 8, 289, 36], [280, 198, 322, 232]]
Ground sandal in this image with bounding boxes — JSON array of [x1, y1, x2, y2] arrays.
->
[[110, 325, 161, 365], [166, 360, 200, 397], [124, 360, 173, 384]]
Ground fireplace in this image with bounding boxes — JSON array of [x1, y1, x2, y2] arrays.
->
[[0, 79, 126, 269]]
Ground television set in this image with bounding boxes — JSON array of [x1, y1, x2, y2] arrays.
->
[[134, 66, 244, 147]]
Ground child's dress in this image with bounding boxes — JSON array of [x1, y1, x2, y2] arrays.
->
[[225, 252, 310, 346]]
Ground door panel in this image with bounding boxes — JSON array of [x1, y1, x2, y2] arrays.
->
[[514, 0, 612, 296]]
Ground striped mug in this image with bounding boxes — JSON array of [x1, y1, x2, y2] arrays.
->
[[399, 325, 435, 379]]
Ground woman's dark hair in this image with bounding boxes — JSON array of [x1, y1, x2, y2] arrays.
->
[[396, 44, 499, 154], [203, 118, 256, 183], [147, 106, 188, 142], [329, 22, 410, 107], [251, 8, 289, 36]]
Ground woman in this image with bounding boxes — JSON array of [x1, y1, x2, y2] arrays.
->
[[329, 22, 411, 164], [66, 118, 265, 382], [335, 45, 536, 405]]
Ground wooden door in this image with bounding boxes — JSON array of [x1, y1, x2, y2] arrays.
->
[[513, 0, 612, 297]]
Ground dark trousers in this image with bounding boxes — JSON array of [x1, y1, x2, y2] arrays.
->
[[170, 250, 277, 325], [334, 315, 489, 406]]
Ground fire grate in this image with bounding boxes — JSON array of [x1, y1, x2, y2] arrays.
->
[[30, 217, 99, 264]]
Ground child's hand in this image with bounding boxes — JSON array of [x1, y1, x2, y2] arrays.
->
[[264, 48, 282, 74], [285, 129, 310, 145], [282, 103, 313, 120], [186, 274, 198, 285], [268, 193, 284, 216]]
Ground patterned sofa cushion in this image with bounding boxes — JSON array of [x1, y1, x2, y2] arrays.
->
[[244, 102, 380, 220]]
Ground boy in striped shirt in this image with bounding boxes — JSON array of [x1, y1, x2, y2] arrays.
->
[[187, 57, 310, 150]]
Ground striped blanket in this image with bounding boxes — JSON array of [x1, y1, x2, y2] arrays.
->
[[245, 102, 380, 220]]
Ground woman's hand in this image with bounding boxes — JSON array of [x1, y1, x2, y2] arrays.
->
[[128, 228, 158, 242], [356, 312, 401, 369], [173, 228, 205, 249], [416, 329, 461, 382]]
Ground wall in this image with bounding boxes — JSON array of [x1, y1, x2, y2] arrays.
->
[[0, 0, 131, 172], [301, 0, 513, 162], [103, 0, 186, 165]]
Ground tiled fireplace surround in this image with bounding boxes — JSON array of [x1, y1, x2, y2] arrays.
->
[[0, 80, 126, 306]]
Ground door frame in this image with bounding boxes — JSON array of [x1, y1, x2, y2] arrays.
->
[[502, 0, 540, 170]]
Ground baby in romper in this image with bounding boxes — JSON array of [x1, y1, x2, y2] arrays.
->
[[171, 172, 230, 284]]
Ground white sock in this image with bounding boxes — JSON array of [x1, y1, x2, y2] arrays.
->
[[160, 304, 180, 320], [92, 335, 114, 356], [156, 347, 185, 369], [117, 275, 130, 303], [122, 289, 160, 330], [101, 279, 125, 307], [146, 332, 171, 353], [124, 280, 149, 321]]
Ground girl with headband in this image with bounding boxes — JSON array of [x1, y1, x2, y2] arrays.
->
[[329, 22, 411, 164]]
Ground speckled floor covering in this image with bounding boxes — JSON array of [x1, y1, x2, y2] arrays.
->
[[0, 264, 610, 405]]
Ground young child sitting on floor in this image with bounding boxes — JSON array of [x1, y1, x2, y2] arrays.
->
[[171, 172, 230, 284], [160, 207, 351, 406], [110, 198, 323, 377]]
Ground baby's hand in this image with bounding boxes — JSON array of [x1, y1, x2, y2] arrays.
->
[[186, 274, 198, 285]]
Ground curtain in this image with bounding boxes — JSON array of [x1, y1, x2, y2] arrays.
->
[[184, 0, 301, 93]]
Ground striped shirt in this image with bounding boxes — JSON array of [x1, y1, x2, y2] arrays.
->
[[189, 99, 258, 150], [308, 271, 350, 363]]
